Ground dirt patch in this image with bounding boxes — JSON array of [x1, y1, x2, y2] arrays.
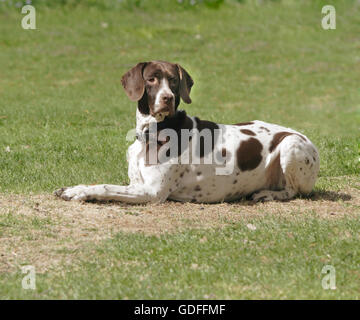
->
[[0, 177, 359, 273]]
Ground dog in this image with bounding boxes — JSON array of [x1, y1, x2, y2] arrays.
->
[[55, 60, 320, 203]]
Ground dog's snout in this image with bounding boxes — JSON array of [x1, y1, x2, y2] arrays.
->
[[161, 94, 173, 104]]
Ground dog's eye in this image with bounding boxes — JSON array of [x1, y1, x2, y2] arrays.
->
[[147, 78, 156, 83]]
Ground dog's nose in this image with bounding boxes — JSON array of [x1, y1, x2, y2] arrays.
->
[[161, 94, 173, 104]]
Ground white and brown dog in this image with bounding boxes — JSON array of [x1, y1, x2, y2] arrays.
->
[[55, 60, 319, 204]]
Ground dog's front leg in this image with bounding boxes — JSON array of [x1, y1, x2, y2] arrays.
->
[[55, 183, 170, 204]]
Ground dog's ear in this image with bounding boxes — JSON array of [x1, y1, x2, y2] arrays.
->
[[121, 62, 147, 101], [177, 64, 193, 104]]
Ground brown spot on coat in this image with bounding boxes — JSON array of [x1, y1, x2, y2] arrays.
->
[[216, 148, 231, 163], [237, 138, 263, 171], [240, 129, 256, 136], [269, 132, 307, 153], [194, 185, 201, 191], [234, 122, 254, 126], [269, 132, 293, 153], [266, 153, 285, 190]]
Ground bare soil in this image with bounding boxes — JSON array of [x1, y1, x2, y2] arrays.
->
[[0, 178, 359, 273]]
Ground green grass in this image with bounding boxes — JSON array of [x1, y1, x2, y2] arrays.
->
[[0, 0, 359, 193], [1, 214, 360, 299], [0, 0, 360, 299]]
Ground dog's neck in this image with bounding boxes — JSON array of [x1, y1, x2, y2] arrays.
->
[[136, 109, 158, 137], [135, 109, 194, 142]]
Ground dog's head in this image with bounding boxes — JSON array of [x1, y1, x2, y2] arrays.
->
[[121, 61, 193, 121]]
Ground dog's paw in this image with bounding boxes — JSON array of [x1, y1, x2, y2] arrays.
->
[[251, 191, 274, 203], [54, 185, 89, 201]]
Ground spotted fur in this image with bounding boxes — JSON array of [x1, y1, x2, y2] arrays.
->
[[55, 61, 320, 204]]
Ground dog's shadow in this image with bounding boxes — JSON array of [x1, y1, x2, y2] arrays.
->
[[237, 190, 352, 206], [306, 190, 352, 202]]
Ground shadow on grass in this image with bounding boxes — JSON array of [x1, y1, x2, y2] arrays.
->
[[238, 190, 352, 205], [307, 190, 352, 202]]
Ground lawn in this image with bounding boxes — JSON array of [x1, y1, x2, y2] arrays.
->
[[0, 0, 359, 299]]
